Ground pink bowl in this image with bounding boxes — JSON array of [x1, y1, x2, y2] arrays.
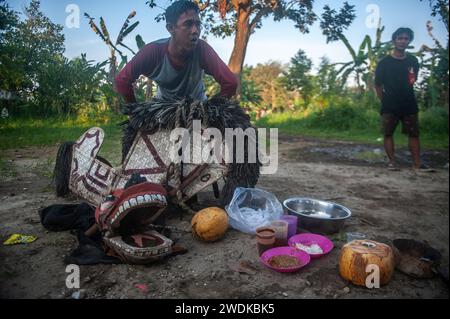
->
[[288, 233, 334, 258], [260, 246, 311, 273]]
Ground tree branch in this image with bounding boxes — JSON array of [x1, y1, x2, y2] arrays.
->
[[250, 7, 271, 33], [195, 0, 211, 11]]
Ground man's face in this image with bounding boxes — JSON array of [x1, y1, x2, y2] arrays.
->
[[393, 33, 411, 52], [168, 10, 201, 52]]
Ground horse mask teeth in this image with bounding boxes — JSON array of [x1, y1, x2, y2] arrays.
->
[[94, 181, 173, 264]]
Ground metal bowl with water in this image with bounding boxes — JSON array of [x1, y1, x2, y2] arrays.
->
[[283, 198, 352, 234]]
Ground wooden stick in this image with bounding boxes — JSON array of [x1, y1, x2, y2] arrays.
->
[[84, 224, 99, 237]]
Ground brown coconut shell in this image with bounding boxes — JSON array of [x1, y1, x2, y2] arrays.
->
[[339, 240, 395, 286], [191, 207, 229, 242]]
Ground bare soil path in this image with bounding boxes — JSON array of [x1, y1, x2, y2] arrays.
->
[[1, 136, 448, 299]]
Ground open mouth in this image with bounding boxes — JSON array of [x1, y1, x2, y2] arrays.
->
[[100, 183, 173, 262], [110, 193, 166, 227], [105, 229, 172, 260]]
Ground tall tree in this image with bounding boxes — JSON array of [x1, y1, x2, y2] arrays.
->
[[0, 0, 20, 95], [1, 0, 107, 116], [424, 0, 449, 107], [316, 56, 344, 99], [282, 49, 314, 107], [0, 0, 65, 109], [247, 60, 294, 112], [422, 0, 449, 32], [147, 0, 355, 93]]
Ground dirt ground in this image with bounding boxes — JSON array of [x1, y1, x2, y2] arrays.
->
[[0, 135, 448, 299]]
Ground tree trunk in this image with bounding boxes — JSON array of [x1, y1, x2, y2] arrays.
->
[[109, 47, 120, 113], [109, 47, 117, 83], [366, 71, 375, 93], [228, 1, 252, 96]]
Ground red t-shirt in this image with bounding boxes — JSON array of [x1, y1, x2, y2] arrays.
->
[[115, 38, 237, 102]]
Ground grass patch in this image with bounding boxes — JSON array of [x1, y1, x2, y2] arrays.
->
[[0, 116, 124, 166], [256, 107, 449, 150], [1, 106, 447, 159]]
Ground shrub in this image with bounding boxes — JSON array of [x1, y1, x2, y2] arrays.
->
[[420, 107, 449, 135], [302, 102, 377, 131]]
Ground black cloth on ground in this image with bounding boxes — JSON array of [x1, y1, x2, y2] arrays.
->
[[39, 203, 121, 264]]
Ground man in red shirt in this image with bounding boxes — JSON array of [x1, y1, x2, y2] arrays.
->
[[115, 0, 237, 103]]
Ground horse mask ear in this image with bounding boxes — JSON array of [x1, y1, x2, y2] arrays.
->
[[55, 127, 117, 207]]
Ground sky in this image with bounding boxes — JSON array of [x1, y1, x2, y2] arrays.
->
[[7, 0, 449, 71]]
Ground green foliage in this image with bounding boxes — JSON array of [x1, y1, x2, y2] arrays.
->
[[203, 74, 220, 97], [256, 105, 448, 150], [203, 67, 263, 115], [416, 19, 449, 108], [315, 56, 345, 99], [282, 49, 314, 108], [302, 101, 379, 131], [420, 107, 449, 135], [422, 0, 449, 28], [146, 0, 357, 87], [0, 0, 111, 117], [0, 0, 64, 97], [0, 0, 447, 154], [240, 66, 262, 112], [136, 34, 146, 50], [0, 0, 17, 37], [0, 114, 125, 165], [83, 10, 146, 111], [329, 20, 392, 92], [147, 1, 319, 38], [244, 61, 296, 115], [320, 2, 356, 43]]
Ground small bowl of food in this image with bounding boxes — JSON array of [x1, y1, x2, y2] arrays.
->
[[260, 246, 311, 273], [288, 233, 334, 258]]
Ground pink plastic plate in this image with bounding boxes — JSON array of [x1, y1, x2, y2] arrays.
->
[[288, 233, 334, 258], [260, 246, 311, 273]]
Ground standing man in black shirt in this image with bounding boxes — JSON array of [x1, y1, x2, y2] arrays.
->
[[375, 27, 427, 171]]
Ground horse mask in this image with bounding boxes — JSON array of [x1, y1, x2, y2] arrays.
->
[[53, 98, 261, 264]]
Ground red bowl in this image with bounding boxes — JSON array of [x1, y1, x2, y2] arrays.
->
[[260, 246, 311, 273], [288, 233, 334, 258]]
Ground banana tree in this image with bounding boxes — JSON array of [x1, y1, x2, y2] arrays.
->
[[415, 21, 449, 109], [84, 11, 139, 83], [332, 19, 392, 93], [134, 34, 154, 101]]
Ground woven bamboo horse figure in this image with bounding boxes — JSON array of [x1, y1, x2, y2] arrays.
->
[[53, 97, 260, 264]]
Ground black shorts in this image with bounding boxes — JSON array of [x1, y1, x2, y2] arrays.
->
[[381, 113, 420, 137]]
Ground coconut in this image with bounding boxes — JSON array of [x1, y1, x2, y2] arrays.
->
[[191, 207, 229, 242]]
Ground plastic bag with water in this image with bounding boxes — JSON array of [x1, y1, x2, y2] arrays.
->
[[225, 187, 283, 234]]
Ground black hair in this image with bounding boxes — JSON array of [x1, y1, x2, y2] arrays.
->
[[165, 0, 200, 25], [392, 27, 414, 43], [124, 173, 147, 189]]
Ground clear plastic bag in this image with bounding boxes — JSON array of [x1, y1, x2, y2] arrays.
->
[[225, 187, 283, 234]]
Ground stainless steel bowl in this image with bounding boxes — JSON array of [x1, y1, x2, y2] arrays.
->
[[283, 198, 352, 234]]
